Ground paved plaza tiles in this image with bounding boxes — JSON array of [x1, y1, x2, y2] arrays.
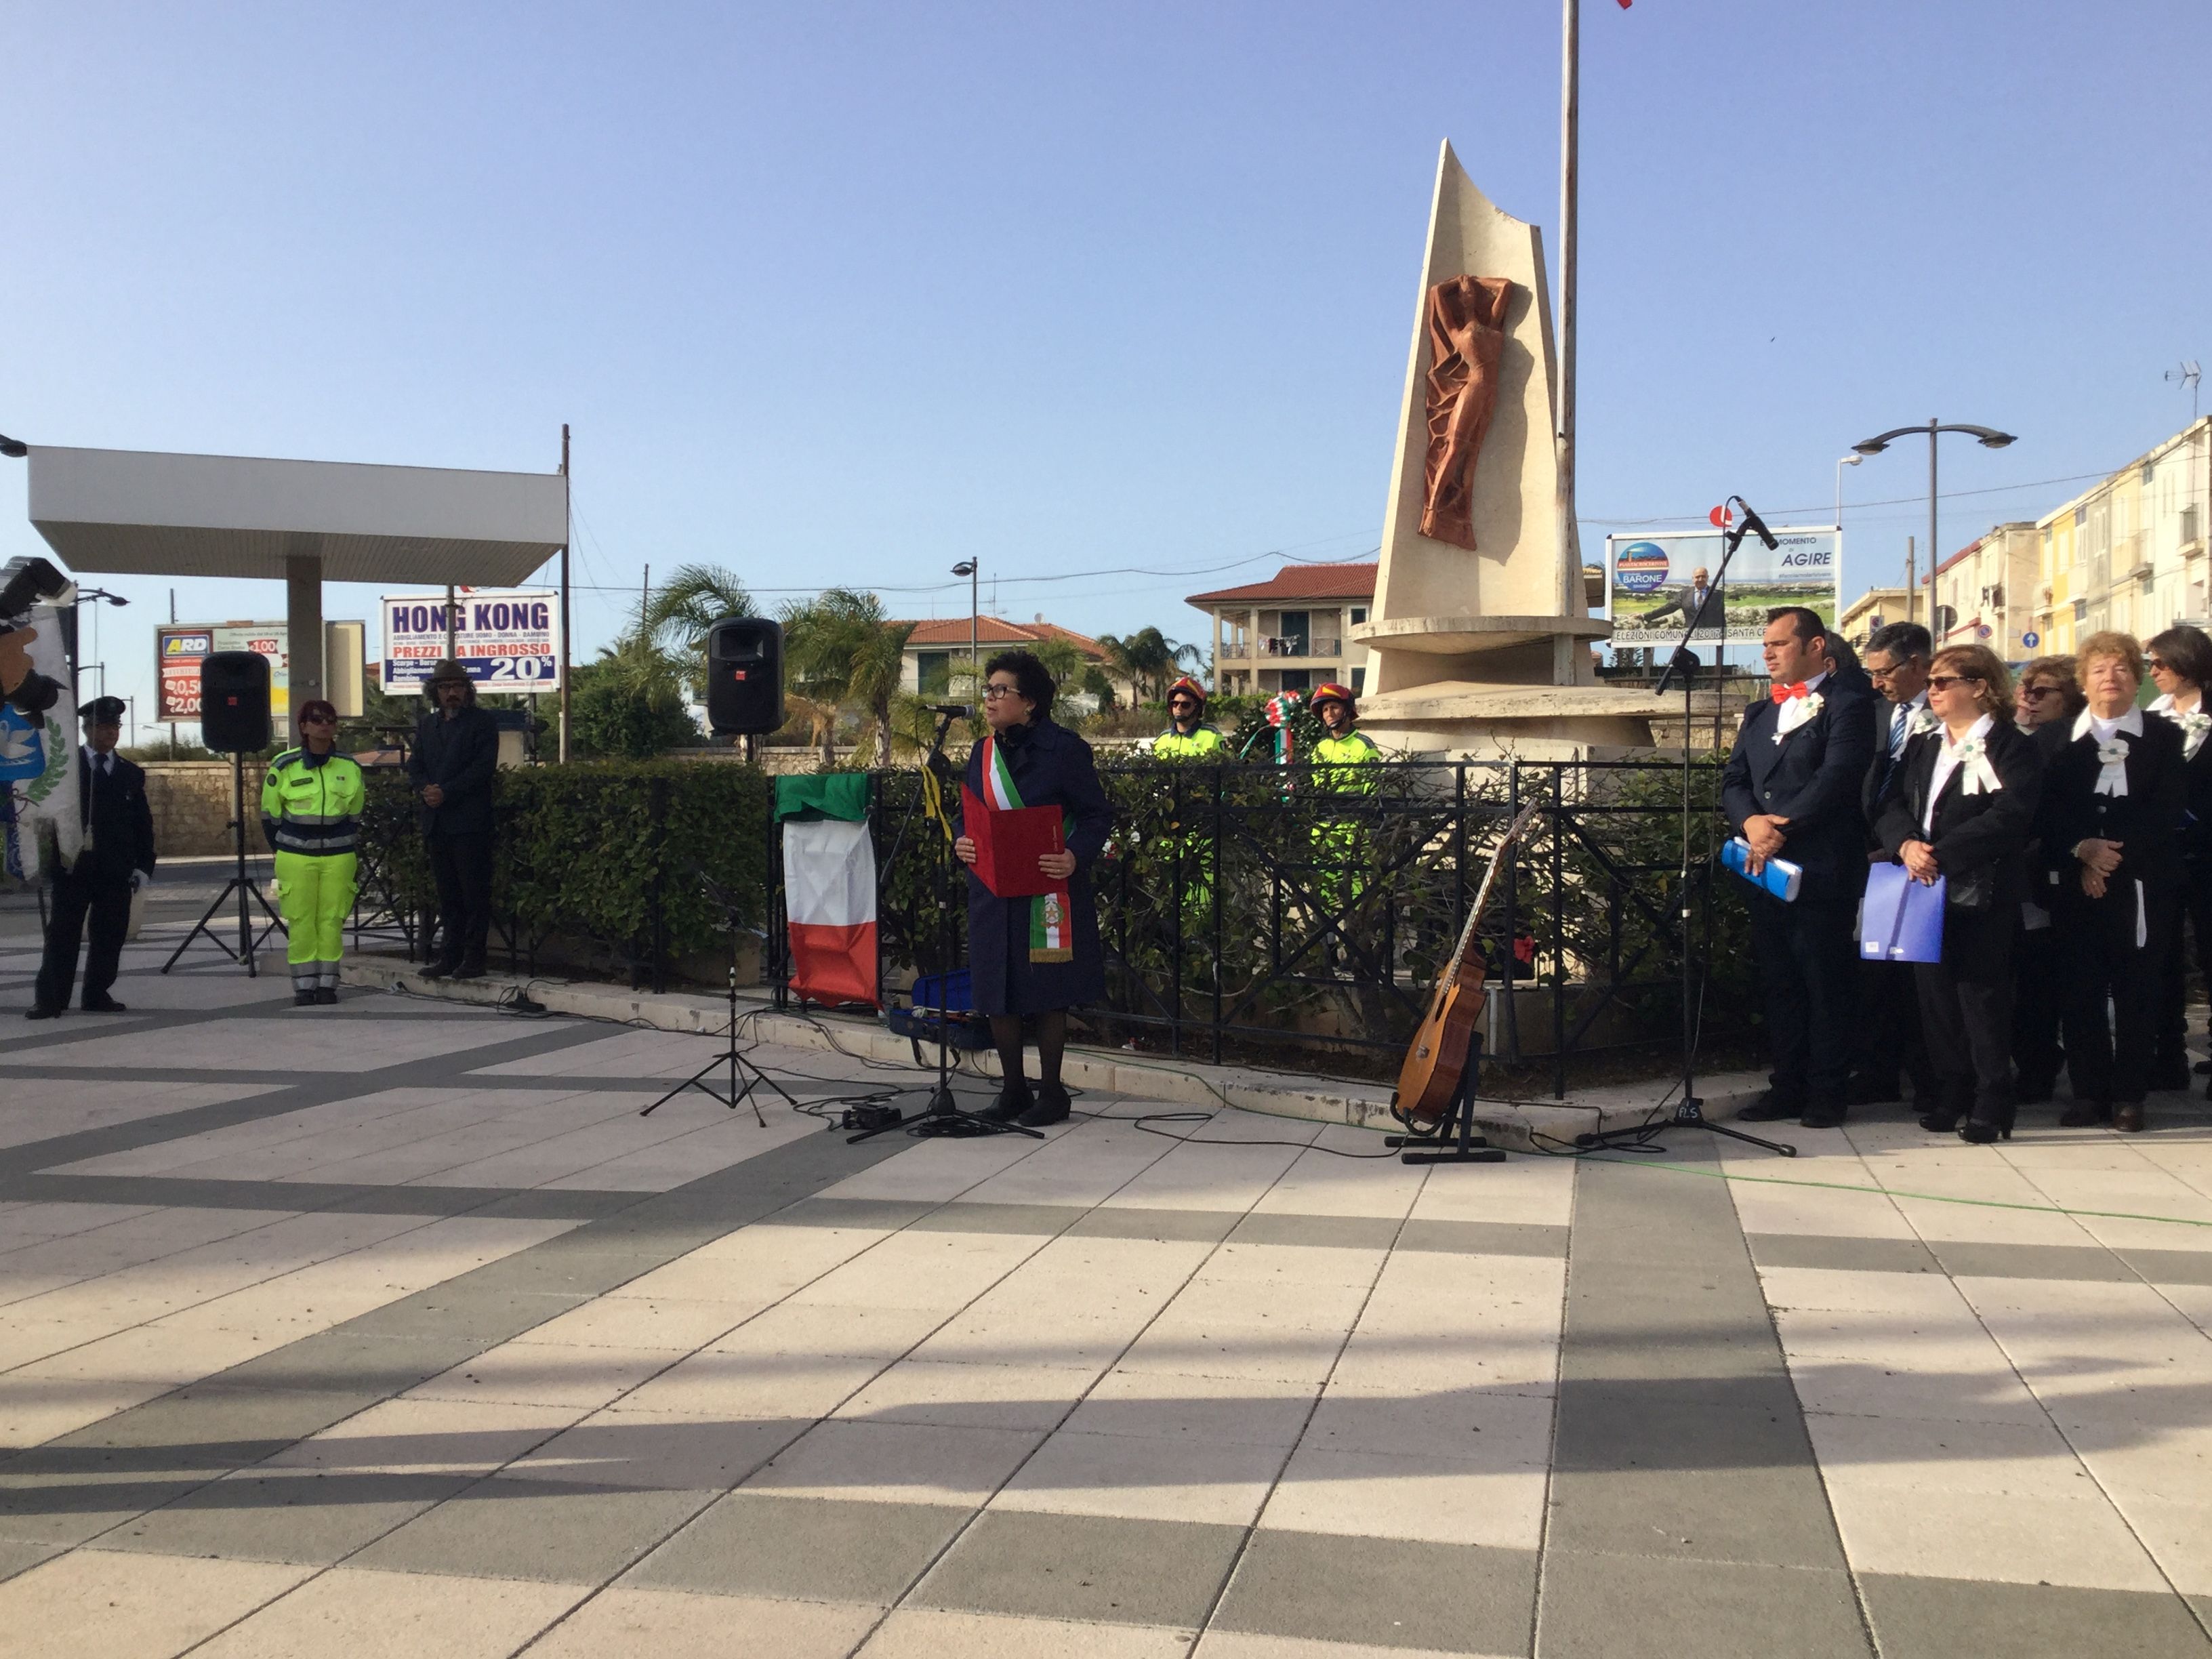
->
[[0, 932, 2208, 1655]]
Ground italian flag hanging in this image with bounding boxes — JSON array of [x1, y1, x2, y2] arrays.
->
[[775, 775, 880, 1007]]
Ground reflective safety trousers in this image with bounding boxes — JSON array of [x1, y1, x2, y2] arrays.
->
[[274, 849, 356, 987]]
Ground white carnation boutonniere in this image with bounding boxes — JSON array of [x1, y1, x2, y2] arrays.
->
[[1773, 689, 1824, 742], [1907, 705, 1940, 739], [2093, 739, 2131, 798], [1954, 735, 2003, 796], [2181, 710, 2211, 760]]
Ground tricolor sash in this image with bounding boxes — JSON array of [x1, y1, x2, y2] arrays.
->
[[980, 734, 1074, 964]]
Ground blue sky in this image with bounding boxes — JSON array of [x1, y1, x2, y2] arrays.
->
[[4, 1, 2207, 728]]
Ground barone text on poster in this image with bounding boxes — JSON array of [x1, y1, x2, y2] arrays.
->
[[381, 590, 562, 693]]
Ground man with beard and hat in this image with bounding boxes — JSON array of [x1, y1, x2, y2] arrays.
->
[[28, 696, 155, 1019], [407, 659, 500, 979]]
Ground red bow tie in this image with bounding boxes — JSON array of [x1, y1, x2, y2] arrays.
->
[[1771, 682, 1809, 704]]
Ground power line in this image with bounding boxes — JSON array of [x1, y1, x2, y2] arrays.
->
[[1582, 464, 2157, 529]]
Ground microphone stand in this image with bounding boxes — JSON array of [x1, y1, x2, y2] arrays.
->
[[639, 866, 794, 1126], [851, 708, 1040, 1143], [1584, 501, 1793, 1158]]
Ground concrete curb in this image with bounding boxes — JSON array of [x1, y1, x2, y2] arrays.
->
[[340, 952, 1769, 1152]]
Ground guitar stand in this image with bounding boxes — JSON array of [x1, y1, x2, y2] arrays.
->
[[1387, 1026, 1507, 1166]]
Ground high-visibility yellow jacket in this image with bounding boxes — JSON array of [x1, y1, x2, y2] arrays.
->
[[1154, 724, 1227, 760], [260, 751, 367, 857], [1311, 730, 1382, 795]]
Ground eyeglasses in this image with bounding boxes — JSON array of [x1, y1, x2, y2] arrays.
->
[[301, 715, 335, 726], [1927, 674, 1986, 693], [2148, 657, 2171, 672], [983, 684, 1022, 701], [2019, 684, 2060, 701]]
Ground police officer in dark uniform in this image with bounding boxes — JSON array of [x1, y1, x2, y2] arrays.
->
[[28, 697, 157, 1019]]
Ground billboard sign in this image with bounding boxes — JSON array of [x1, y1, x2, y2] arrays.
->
[[1604, 528, 1840, 648], [381, 590, 560, 693], [157, 623, 289, 722]]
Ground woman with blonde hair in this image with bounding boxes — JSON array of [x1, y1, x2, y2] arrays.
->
[[1877, 643, 2044, 1141], [2042, 632, 2186, 1130]]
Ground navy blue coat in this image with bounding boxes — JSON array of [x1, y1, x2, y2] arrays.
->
[[1721, 670, 1877, 902], [958, 717, 1113, 1017]]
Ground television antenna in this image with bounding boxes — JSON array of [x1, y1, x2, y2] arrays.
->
[[2169, 361, 2203, 423]]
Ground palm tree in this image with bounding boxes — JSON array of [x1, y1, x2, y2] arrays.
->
[[643, 565, 754, 697], [1097, 626, 1202, 702], [781, 589, 915, 768]]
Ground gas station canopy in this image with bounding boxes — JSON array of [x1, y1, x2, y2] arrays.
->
[[26, 445, 567, 586]]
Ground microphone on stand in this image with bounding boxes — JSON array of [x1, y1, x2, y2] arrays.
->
[[1730, 497, 1780, 551], [928, 703, 972, 718]]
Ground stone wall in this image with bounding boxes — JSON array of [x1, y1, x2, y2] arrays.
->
[[142, 762, 271, 858]]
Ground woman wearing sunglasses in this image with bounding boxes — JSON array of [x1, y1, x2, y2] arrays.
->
[[2146, 624, 2212, 1093], [260, 701, 367, 1007], [1876, 644, 2043, 1143], [2041, 632, 2186, 1130]]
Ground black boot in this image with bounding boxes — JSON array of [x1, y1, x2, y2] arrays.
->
[[980, 1080, 1033, 1123], [1017, 1082, 1071, 1128], [1737, 1092, 1803, 1123], [419, 960, 457, 981], [449, 958, 487, 982], [294, 989, 316, 1007]]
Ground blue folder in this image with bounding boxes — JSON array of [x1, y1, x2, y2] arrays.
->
[[1720, 838, 1802, 902], [1861, 862, 1946, 964]]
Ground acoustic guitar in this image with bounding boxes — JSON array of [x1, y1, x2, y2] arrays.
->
[[1392, 802, 1545, 1133]]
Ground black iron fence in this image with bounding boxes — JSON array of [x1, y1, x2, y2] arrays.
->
[[853, 756, 1753, 1095]]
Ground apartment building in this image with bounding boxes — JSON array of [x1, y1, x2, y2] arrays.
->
[[1837, 587, 1915, 653], [2034, 417, 2212, 653], [1185, 562, 1377, 697], [1925, 524, 2041, 659]]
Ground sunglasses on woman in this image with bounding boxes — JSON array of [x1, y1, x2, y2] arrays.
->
[[2018, 684, 2059, 701], [1927, 674, 1985, 692]]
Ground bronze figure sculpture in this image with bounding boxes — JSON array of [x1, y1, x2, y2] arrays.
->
[[1418, 274, 1513, 550]]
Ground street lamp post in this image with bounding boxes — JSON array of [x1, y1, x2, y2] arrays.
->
[[951, 560, 978, 706], [1852, 419, 2016, 644]]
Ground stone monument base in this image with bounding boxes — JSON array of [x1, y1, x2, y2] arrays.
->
[[1354, 680, 1690, 760]]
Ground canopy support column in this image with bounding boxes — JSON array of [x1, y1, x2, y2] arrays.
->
[[285, 550, 323, 747]]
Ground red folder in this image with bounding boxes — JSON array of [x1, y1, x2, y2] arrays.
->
[[962, 787, 1064, 897]]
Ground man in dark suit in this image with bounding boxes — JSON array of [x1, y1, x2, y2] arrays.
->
[[29, 697, 157, 1018], [1642, 565, 1719, 632], [1851, 620, 1938, 1106], [1721, 607, 1876, 1127], [406, 658, 501, 979]]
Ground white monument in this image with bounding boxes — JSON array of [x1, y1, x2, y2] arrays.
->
[[1351, 142, 1673, 757]]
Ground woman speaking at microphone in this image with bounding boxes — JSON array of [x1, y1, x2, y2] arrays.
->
[[1876, 644, 2043, 1143], [952, 651, 1113, 1128]]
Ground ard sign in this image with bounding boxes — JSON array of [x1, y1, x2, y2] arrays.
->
[[157, 624, 289, 722], [382, 590, 561, 693]]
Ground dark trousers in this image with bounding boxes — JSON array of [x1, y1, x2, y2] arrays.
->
[[1915, 907, 2017, 1124], [2154, 861, 2212, 1076], [2011, 918, 2066, 1092], [35, 865, 131, 1010], [2060, 876, 2179, 1106], [1748, 892, 1858, 1108], [1851, 956, 1938, 1101], [428, 832, 495, 967]]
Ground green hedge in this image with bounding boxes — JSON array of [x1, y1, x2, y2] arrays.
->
[[361, 761, 772, 966]]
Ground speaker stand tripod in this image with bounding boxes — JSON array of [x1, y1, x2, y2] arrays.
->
[[162, 752, 285, 977], [640, 873, 797, 1126]]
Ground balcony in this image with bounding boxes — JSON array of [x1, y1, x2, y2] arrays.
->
[[1220, 637, 1344, 663]]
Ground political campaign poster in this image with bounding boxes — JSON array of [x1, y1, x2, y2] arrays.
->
[[381, 590, 560, 693], [157, 623, 289, 722], [1605, 528, 1840, 648], [2, 598, 81, 882]]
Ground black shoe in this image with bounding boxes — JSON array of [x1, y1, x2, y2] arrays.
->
[[1918, 1110, 1962, 1133], [979, 1083, 1034, 1123], [1016, 1084, 1071, 1128], [294, 989, 317, 1007], [1799, 1102, 1849, 1130], [22, 1004, 62, 1021], [81, 994, 126, 1013], [2195, 1059, 2212, 1076], [419, 960, 458, 981], [314, 987, 337, 1006], [449, 960, 487, 982], [1737, 1093, 1803, 1123], [1843, 1076, 1901, 1107]]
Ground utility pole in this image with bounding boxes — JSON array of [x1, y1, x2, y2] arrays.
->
[[558, 423, 571, 764], [1906, 536, 1916, 628], [1555, 0, 1580, 686]]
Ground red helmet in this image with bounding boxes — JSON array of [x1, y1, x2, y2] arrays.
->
[[1165, 676, 1208, 705], [1311, 682, 1357, 715]]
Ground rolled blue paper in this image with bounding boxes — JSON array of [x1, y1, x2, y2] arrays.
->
[[1721, 837, 1803, 903], [1861, 862, 1946, 964]]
